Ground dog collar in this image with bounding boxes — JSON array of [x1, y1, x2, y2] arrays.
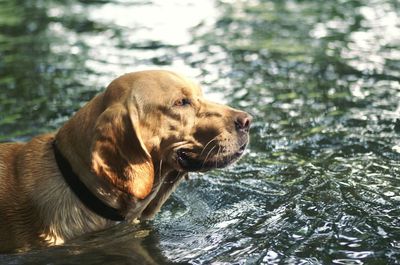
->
[[52, 141, 125, 221]]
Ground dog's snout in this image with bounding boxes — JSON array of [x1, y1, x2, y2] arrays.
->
[[234, 112, 252, 132]]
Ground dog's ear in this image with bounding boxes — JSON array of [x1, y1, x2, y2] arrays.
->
[[91, 103, 154, 199]]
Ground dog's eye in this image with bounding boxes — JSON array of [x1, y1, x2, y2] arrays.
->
[[174, 98, 191, 107]]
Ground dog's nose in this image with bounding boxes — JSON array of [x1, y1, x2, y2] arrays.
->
[[235, 112, 252, 132]]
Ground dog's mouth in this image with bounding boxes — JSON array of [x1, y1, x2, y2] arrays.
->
[[176, 142, 247, 172]]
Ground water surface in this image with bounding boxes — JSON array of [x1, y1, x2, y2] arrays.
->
[[1, 0, 400, 264]]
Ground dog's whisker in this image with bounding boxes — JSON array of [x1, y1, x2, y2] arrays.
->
[[201, 145, 217, 170], [165, 171, 182, 184], [200, 133, 223, 157], [154, 159, 164, 188], [170, 141, 191, 150], [159, 159, 163, 179], [215, 146, 222, 168]]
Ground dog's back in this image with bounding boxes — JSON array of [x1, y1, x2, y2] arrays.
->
[[0, 142, 27, 252], [0, 142, 25, 206], [0, 137, 61, 252]]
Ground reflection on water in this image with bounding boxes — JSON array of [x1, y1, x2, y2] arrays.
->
[[1, 0, 400, 264], [0, 0, 216, 140], [0, 223, 178, 265]]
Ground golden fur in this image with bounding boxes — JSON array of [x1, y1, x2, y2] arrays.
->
[[0, 70, 251, 253]]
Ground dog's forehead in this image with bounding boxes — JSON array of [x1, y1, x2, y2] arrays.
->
[[112, 70, 203, 101], [158, 71, 202, 96], [140, 71, 202, 96]]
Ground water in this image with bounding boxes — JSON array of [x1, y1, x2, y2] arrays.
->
[[1, 0, 400, 264]]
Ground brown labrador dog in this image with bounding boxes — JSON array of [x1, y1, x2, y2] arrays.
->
[[0, 70, 251, 253]]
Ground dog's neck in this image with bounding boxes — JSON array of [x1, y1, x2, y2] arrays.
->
[[52, 136, 140, 219], [53, 94, 127, 212], [53, 133, 176, 222], [52, 141, 125, 221]]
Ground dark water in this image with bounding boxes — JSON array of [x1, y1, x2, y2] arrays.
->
[[1, 0, 400, 264]]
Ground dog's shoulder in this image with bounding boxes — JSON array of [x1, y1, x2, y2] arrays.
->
[[0, 141, 25, 180], [0, 133, 55, 183]]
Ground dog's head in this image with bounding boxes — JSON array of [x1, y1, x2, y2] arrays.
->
[[91, 70, 251, 199]]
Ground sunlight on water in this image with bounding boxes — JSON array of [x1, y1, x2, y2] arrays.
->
[[0, 0, 400, 264], [49, 0, 219, 87]]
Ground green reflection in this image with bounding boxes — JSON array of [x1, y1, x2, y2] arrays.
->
[[1, 0, 400, 264], [189, 0, 400, 263], [0, 0, 112, 140]]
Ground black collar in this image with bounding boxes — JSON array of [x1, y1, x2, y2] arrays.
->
[[52, 141, 125, 221]]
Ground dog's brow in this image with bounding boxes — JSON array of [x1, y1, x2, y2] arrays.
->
[[180, 87, 194, 97], [157, 106, 182, 120]]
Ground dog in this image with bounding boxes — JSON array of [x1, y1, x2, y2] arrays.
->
[[0, 70, 251, 252]]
